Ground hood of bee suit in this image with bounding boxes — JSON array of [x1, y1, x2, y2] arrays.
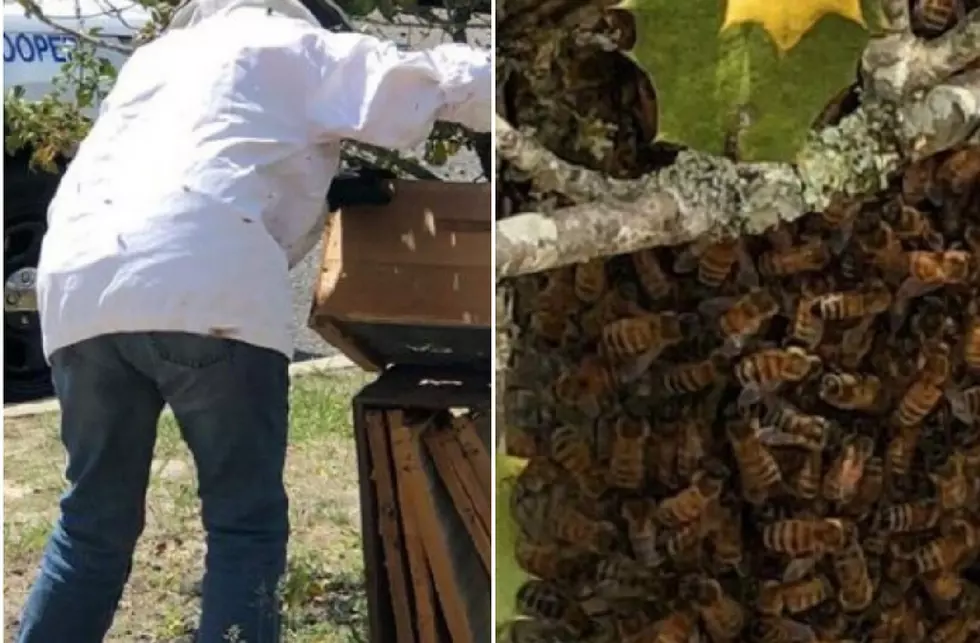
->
[[167, 0, 325, 30]]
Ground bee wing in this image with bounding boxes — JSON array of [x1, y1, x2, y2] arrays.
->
[[617, 347, 663, 384], [827, 221, 854, 256], [673, 247, 700, 274], [945, 384, 976, 425], [782, 557, 818, 583], [735, 242, 761, 289], [697, 295, 738, 320], [781, 617, 817, 643]]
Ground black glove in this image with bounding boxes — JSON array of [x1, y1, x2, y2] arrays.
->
[[327, 167, 397, 210]]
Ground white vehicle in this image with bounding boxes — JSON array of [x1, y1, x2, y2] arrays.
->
[[3, 0, 354, 402], [4, 0, 147, 402]]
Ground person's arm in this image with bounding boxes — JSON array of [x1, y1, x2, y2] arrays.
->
[[305, 32, 491, 149]]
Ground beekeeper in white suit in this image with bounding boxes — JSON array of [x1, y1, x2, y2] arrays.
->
[[16, 0, 490, 639]]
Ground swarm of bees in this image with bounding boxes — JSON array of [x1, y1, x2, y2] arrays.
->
[[499, 145, 980, 643]]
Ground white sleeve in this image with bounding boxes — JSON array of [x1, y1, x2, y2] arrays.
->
[[306, 32, 491, 149]]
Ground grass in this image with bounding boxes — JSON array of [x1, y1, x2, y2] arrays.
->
[[4, 370, 374, 642]]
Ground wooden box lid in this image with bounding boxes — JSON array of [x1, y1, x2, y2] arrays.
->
[[308, 180, 491, 372]]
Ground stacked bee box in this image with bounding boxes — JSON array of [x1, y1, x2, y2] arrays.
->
[[500, 145, 980, 642], [354, 367, 491, 643]]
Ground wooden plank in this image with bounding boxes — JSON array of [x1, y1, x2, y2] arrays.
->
[[421, 420, 490, 537], [451, 415, 491, 500], [389, 414, 477, 643], [351, 401, 391, 643], [419, 423, 491, 571], [363, 411, 416, 643], [386, 410, 438, 643]]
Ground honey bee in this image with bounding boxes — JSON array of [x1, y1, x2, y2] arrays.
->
[[515, 536, 580, 580], [892, 378, 944, 429], [822, 435, 875, 504], [675, 412, 710, 483], [580, 286, 645, 341], [761, 518, 848, 557], [929, 453, 972, 511], [793, 450, 823, 500], [937, 144, 980, 196], [662, 515, 711, 563], [961, 306, 980, 372], [505, 424, 539, 459], [868, 595, 927, 643], [647, 424, 679, 488], [640, 609, 699, 643], [920, 569, 965, 608], [658, 353, 730, 397], [946, 384, 980, 425], [893, 204, 944, 248], [726, 418, 783, 505], [838, 315, 877, 371], [573, 258, 608, 305], [758, 239, 832, 278], [844, 455, 885, 517], [788, 292, 825, 350], [632, 248, 673, 301], [820, 196, 863, 254], [656, 471, 725, 527], [553, 355, 616, 417], [600, 312, 686, 381], [735, 347, 821, 406], [689, 577, 745, 642], [593, 554, 661, 599], [763, 398, 833, 450], [511, 457, 564, 541], [875, 499, 942, 533], [709, 503, 745, 573], [909, 522, 976, 575], [813, 279, 893, 321], [913, 0, 967, 37], [609, 415, 650, 490], [552, 505, 617, 553], [902, 154, 941, 205], [927, 613, 978, 643], [885, 424, 923, 481], [699, 289, 781, 357], [549, 425, 593, 478], [754, 616, 818, 643], [819, 373, 886, 412], [497, 618, 573, 643], [758, 575, 834, 616], [674, 236, 759, 288], [897, 250, 972, 299], [832, 534, 874, 612], [529, 268, 579, 344], [621, 499, 662, 567], [516, 579, 590, 636]]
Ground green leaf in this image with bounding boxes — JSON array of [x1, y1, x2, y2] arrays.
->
[[495, 454, 528, 625], [620, 0, 884, 162]]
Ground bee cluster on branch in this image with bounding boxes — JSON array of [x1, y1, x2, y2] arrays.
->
[[499, 144, 980, 643]]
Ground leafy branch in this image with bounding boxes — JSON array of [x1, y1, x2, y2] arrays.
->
[[4, 0, 486, 180]]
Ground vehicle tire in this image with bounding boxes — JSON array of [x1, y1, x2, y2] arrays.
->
[[4, 154, 60, 403]]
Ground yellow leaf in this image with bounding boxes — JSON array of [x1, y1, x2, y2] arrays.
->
[[721, 0, 866, 52]]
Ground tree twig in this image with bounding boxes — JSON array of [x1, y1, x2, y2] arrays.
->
[[17, 0, 134, 53]]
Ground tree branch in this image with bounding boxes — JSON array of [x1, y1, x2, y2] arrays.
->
[[495, 10, 980, 280], [17, 0, 134, 54]]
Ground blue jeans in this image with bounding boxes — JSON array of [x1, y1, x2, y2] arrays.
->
[[16, 332, 290, 643]]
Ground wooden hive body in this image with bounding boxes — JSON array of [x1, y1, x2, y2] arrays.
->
[[309, 179, 491, 371]]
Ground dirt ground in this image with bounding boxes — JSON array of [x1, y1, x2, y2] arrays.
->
[[4, 371, 373, 643]]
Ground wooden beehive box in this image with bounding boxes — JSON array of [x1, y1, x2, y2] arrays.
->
[[309, 180, 491, 371]]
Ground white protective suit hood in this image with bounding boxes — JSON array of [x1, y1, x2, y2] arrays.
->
[[168, 0, 323, 30]]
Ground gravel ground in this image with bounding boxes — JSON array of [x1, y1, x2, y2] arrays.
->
[[291, 13, 491, 361]]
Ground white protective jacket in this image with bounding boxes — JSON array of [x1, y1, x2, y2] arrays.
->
[[36, 0, 491, 359]]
